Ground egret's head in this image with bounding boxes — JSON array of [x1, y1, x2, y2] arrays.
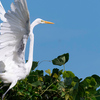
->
[[35, 18, 54, 24], [31, 18, 54, 32]]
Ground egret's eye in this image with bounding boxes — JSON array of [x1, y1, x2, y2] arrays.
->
[[41, 20, 44, 22]]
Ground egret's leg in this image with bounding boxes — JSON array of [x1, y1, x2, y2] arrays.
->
[[2, 88, 10, 100], [2, 81, 17, 100], [0, 83, 9, 89]]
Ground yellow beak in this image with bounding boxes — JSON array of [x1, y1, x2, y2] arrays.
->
[[44, 21, 54, 24]]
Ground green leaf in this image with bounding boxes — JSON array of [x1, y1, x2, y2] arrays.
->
[[61, 92, 66, 97], [44, 75, 52, 82], [95, 89, 100, 100], [27, 75, 34, 83], [92, 74, 100, 88], [81, 77, 97, 89], [52, 68, 59, 76], [52, 53, 69, 66], [35, 70, 44, 76], [65, 94, 69, 100], [32, 81, 41, 87], [73, 82, 79, 90], [53, 97, 58, 100], [38, 77, 43, 81], [45, 69, 51, 76], [62, 71, 75, 78], [51, 84, 58, 90], [64, 77, 72, 86], [58, 81, 65, 91], [80, 98, 85, 100], [73, 76, 82, 82], [32, 61, 39, 70], [86, 88, 96, 95], [58, 69, 63, 75], [53, 73, 58, 78], [90, 97, 96, 100]]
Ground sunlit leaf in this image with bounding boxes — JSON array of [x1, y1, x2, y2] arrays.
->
[[85, 91, 89, 94], [45, 69, 51, 76], [71, 81, 76, 87], [38, 77, 43, 81], [53, 73, 58, 78], [52, 53, 69, 66], [62, 71, 75, 78], [65, 94, 69, 100]]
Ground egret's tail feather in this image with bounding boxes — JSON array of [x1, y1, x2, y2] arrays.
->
[[0, 1, 6, 22]]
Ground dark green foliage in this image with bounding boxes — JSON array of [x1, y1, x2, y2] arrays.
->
[[0, 53, 100, 100], [32, 61, 39, 70], [52, 53, 69, 66]]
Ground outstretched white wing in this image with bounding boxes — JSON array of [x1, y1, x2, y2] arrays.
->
[[0, 1, 6, 22], [0, 0, 30, 71]]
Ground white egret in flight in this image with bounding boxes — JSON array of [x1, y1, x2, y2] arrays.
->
[[0, 0, 54, 99]]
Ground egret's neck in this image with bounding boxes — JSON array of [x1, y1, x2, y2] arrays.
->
[[25, 20, 39, 74], [28, 33, 34, 63], [25, 32, 34, 74], [30, 21, 38, 33]]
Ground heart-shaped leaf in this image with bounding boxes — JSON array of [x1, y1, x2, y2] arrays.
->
[[52, 53, 69, 66]]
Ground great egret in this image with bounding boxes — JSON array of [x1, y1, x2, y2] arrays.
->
[[0, 0, 54, 99]]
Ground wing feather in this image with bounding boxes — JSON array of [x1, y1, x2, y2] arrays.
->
[[0, 1, 6, 22], [0, 0, 30, 70]]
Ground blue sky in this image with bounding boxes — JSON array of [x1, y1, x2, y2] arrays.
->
[[1, 0, 100, 79]]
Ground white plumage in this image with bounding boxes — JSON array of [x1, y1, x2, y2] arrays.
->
[[0, 1, 6, 22], [0, 0, 54, 99]]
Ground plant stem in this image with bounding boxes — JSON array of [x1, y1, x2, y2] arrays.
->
[[40, 80, 57, 96]]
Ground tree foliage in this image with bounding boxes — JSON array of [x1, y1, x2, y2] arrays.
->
[[0, 53, 100, 100]]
